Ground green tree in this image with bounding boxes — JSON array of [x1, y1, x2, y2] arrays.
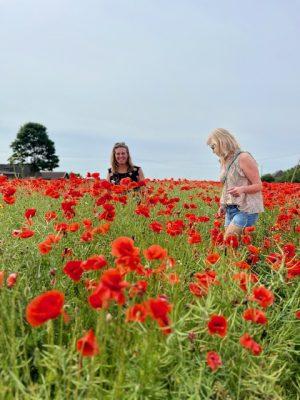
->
[[9, 122, 59, 172], [261, 173, 275, 182]]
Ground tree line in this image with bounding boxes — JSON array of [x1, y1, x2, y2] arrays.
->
[[7, 122, 299, 182]]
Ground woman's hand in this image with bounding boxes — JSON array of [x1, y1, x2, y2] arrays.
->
[[217, 205, 226, 217], [227, 186, 245, 197]]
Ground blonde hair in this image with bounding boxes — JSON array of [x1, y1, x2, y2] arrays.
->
[[110, 142, 134, 174], [207, 128, 241, 162]]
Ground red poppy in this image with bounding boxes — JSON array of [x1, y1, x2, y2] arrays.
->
[[19, 228, 35, 239], [144, 245, 167, 260], [205, 253, 220, 265], [80, 231, 94, 242], [247, 245, 260, 254], [38, 241, 52, 254], [240, 333, 262, 356], [68, 222, 80, 232], [189, 282, 205, 297], [251, 286, 274, 308], [232, 272, 259, 292], [111, 237, 139, 258], [126, 303, 148, 323], [88, 269, 129, 309], [206, 351, 222, 371], [207, 315, 227, 337], [166, 220, 185, 236], [45, 211, 57, 222], [7, 272, 18, 288], [77, 329, 99, 357], [129, 280, 148, 298], [63, 260, 84, 282], [26, 290, 64, 327], [0, 270, 4, 287], [147, 297, 172, 334], [98, 203, 115, 222], [188, 230, 202, 244], [135, 204, 150, 218], [283, 242, 296, 258], [286, 259, 300, 280], [149, 221, 163, 233], [194, 270, 219, 290], [243, 308, 267, 324], [24, 208, 36, 220], [295, 310, 300, 320], [235, 261, 251, 270], [81, 255, 107, 271], [225, 235, 239, 248], [168, 273, 180, 285]]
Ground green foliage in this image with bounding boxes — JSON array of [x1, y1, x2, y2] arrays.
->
[[0, 183, 299, 399], [276, 165, 300, 183], [8, 122, 59, 172], [261, 173, 275, 183], [262, 165, 300, 183]]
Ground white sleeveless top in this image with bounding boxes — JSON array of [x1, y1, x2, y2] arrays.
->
[[220, 152, 264, 213]]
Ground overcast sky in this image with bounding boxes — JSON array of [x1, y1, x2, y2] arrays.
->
[[0, 0, 299, 179]]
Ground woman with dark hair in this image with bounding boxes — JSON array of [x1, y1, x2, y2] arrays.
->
[[107, 142, 145, 185]]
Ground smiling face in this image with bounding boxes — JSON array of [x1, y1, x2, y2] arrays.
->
[[114, 147, 129, 166]]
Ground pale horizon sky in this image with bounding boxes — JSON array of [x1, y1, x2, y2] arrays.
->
[[0, 0, 299, 179]]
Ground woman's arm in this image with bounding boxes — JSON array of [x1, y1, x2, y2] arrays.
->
[[138, 168, 145, 181], [227, 153, 262, 196]]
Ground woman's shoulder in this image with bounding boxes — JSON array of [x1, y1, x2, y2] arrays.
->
[[238, 152, 257, 166], [108, 167, 112, 174]]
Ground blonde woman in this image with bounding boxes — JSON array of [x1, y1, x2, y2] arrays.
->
[[207, 128, 264, 240], [107, 142, 145, 185]]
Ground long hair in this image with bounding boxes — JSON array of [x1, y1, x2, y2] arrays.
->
[[207, 128, 241, 163], [110, 142, 134, 174]]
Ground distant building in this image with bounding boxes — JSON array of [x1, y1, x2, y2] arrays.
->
[[40, 171, 69, 180], [0, 164, 69, 179]]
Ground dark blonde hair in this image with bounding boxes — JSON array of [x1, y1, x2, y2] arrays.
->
[[110, 142, 134, 173], [207, 128, 241, 162]]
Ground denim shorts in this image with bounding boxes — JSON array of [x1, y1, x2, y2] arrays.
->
[[225, 205, 259, 228]]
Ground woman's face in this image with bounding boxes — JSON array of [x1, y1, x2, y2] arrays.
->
[[209, 140, 220, 157], [115, 147, 128, 165]]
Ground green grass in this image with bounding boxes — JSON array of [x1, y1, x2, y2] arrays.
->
[[0, 179, 299, 400]]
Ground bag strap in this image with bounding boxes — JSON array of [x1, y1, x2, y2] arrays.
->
[[223, 151, 243, 184]]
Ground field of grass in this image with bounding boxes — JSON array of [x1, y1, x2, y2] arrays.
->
[[0, 175, 299, 400]]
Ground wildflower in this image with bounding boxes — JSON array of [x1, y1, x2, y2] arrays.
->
[[88, 269, 129, 309], [126, 303, 147, 323], [206, 351, 222, 371], [129, 280, 148, 298], [0, 270, 4, 287], [149, 221, 163, 233], [144, 245, 167, 260], [205, 253, 220, 265], [243, 308, 267, 324], [77, 329, 99, 357], [63, 260, 84, 282], [240, 333, 262, 355], [225, 235, 239, 249], [7, 273, 18, 288], [251, 286, 274, 308], [207, 315, 227, 337], [26, 290, 64, 327], [147, 297, 172, 335], [81, 255, 107, 271]]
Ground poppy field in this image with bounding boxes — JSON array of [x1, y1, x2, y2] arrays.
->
[[0, 174, 299, 400]]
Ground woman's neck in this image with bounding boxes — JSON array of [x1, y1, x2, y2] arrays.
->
[[117, 165, 128, 173]]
